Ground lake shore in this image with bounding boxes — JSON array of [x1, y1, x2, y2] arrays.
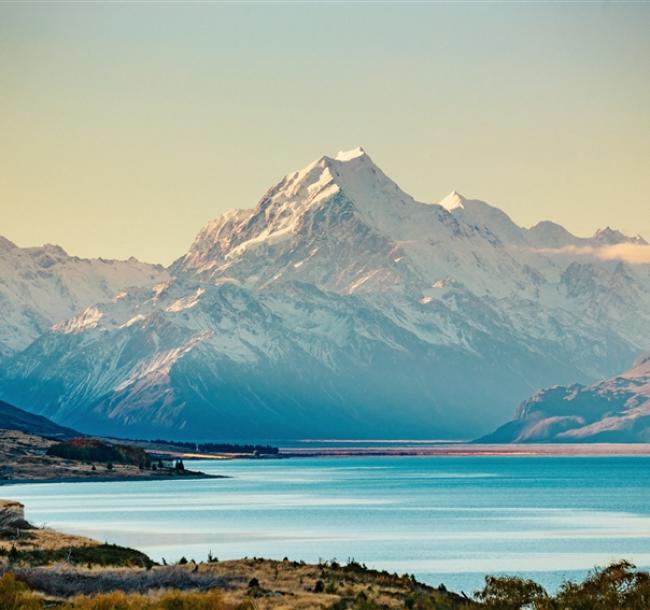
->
[[0, 429, 220, 486], [0, 471, 224, 487], [276, 441, 650, 458], [2, 496, 650, 609]]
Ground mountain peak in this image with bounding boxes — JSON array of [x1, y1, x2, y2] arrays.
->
[[0, 235, 18, 251], [438, 190, 465, 211], [334, 146, 367, 162], [593, 226, 645, 245]]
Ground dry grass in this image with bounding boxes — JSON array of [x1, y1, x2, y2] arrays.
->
[[0, 526, 97, 553], [0, 558, 456, 609], [196, 558, 445, 609], [0, 505, 97, 556]]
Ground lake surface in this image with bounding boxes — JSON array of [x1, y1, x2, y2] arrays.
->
[[4, 454, 650, 594]]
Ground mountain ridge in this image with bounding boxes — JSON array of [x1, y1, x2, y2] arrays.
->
[[479, 350, 650, 443], [1, 148, 649, 439], [0, 239, 169, 358], [0, 399, 78, 440]]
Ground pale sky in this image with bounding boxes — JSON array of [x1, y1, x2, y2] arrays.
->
[[2, 2, 649, 265]]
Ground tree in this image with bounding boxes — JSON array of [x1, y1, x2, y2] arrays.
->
[[475, 575, 549, 610], [555, 561, 650, 610], [8, 545, 19, 564]]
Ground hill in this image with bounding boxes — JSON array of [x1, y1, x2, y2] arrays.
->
[[0, 400, 77, 439], [479, 351, 650, 442]]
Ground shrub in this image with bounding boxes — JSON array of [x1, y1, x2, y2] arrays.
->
[[8, 543, 154, 568], [475, 575, 548, 610], [62, 591, 148, 610], [555, 561, 650, 610], [56, 588, 227, 610], [0, 572, 43, 610], [157, 589, 225, 610], [8, 545, 19, 563], [47, 438, 149, 467]]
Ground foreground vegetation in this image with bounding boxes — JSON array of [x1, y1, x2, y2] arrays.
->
[[2, 498, 649, 608], [1, 557, 650, 609]]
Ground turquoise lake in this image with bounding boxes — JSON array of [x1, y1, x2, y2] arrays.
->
[[4, 454, 650, 594]]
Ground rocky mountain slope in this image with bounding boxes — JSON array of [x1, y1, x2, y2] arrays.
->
[[0, 237, 169, 358], [1, 148, 649, 439], [479, 351, 650, 443]]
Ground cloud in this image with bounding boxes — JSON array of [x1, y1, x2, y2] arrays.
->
[[534, 243, 650, 264]]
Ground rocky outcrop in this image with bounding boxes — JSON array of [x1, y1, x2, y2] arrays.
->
[[0, 499, 29, 532]]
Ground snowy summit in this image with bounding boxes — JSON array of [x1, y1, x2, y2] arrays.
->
[[1, 147, 649, 441]]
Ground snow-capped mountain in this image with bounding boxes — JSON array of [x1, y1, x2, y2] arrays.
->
[[480, 351, 650, 443], [1, 148, 649, 439], [0, 237, 169, 358]]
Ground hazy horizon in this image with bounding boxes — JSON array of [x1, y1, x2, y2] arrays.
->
[[2, 2, 649, 265]]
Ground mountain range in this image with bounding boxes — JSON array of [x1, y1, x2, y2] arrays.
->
[[481, 350, 650, 442], [0, 237, 168, 358], [1, 147, 649, 440]]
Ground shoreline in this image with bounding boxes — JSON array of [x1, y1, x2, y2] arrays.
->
[[5, 442, 650, 488], [276, 441, 650, 458], [0, 471, 225, 487]]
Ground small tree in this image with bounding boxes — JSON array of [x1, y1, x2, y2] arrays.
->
[[555, 561, 650, 610], [8, 545, 19, 564], [476, 575, 548, 610]]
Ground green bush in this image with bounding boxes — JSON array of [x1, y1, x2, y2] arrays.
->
[[8, 543, 154, 568]]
